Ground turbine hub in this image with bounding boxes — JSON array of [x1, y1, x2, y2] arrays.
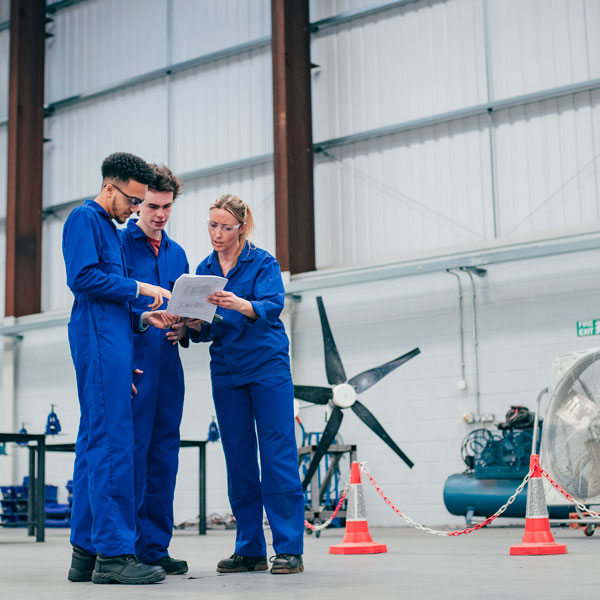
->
[[332, 383, 356, 408]]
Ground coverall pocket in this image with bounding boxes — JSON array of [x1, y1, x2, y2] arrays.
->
[[99, 250, 122, 275]]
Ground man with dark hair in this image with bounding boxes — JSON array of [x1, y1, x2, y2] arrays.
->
[[63, 152, 176, 585], [120, 164, 190, 575]]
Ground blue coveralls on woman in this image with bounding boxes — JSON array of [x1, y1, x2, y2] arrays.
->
[[120, 219, 189, 563], [63, 200, 142, 557], [194, 242, 304, 556]]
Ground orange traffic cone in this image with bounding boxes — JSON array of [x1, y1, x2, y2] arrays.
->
[[330, 462, 387, 555], [510, 454, 567, 556]]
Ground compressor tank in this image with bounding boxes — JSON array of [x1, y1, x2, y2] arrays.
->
[[443, 473, 570, 519]]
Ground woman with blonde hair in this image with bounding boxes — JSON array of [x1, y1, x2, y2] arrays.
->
[[188, 194, 304, 574]]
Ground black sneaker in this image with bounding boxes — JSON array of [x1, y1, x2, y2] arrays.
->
[[149, 555, 189, 575], [216, 553, 268, 573], [92, 554, 166, 584], [269, 554, 304, 574], [68, 544, 97, 582]]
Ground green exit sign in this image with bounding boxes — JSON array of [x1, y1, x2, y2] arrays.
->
[[577, 320, 600, 337]]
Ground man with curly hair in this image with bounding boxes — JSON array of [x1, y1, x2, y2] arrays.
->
[[63, 152, 176, 585], [120, 164, 190, 575]]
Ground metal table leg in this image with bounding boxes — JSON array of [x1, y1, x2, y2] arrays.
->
[[198, 443, 206, 535], [36, 438, 45, 542], [27, 447, 35, 536]]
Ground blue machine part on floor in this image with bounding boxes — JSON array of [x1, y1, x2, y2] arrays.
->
[[444, 426, 571, 522], [45, 405, 61, 436], [1, 478, 72, 528]]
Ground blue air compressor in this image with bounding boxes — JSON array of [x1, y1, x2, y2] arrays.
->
[[443, 420, 569, 522]]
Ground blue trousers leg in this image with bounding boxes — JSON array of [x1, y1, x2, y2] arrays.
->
[[68, 320, 137, 557], [252, 376, 304, 555], [134, 369, 184, 563], [213, 382, 265, 556], [213, 375, 304, 557]]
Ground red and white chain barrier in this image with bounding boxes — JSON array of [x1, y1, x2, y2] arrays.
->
[[304, 460, 600, 537], [360, 462, 535, 536], [304, 474, 352, 532], [540, 467, 600, 519]]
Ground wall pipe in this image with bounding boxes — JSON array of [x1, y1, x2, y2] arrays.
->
[[460, 267, 487, 417], [446, 269, 466, 386]]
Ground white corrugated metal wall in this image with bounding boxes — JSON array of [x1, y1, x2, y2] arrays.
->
[[2, 0, 600, 527]]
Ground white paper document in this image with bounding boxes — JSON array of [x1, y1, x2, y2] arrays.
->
[[166, 274, 228, 321]]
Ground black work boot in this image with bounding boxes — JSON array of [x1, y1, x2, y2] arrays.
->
[[68, 544, 97, 582], [91, 554, 166, 584], [269, 554, 304, 574], [149, 555, 189, 575], [216, 553, 268, 573]]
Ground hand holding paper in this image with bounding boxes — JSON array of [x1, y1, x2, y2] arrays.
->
[[166, 274, 228, 321]]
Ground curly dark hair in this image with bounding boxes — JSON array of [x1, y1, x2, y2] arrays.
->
[[149, 164, 183, 200], [101, 152, 155, 185]]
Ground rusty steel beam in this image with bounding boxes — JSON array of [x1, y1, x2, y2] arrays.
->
[[5, 0, 45, 317], [271, 0, 315, 275]]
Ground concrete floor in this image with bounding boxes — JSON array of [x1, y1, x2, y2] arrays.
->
[[1, 523, 599, 599]]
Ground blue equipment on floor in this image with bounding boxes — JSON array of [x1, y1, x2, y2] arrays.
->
[[443, 425, 570, 522], [1, 478, 73, 528]]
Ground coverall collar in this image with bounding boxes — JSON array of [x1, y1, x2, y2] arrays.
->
[[206, 241, 252, 267], [86, 199, 115, 226], [206, 241, 252, 278], [126, 217, 172, 249]]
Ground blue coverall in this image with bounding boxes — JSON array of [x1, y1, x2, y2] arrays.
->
[[194, 243, 304, 556], [63, 200, 142, 557], [120, 219, 189, 563]]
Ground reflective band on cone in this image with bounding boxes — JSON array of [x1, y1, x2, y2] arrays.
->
[[330, 462, 387, 555], [510, 454, 567, 556]]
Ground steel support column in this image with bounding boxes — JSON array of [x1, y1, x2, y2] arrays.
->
[[271, 0, 315, 274], [5, 0, 45, 316]]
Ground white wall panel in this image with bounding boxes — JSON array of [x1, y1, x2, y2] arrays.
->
[[314, 114, 493, 269], [494, 90, 600, 238], [0, 0, 9, 22], [486, 0, 600, 101], [309, 0, 376, 21], [43, 81, 169, 209], [45, 0, 168, 104], [170, 0, 270, 64], [12, 327, 78, 502], [42, 211, 72, 312], [293, 248, 600, 524], [311, 0, 487, 141], [169, 48, 273, 175], [167, 162, 275, 271], [585, 0, 600, 80], [0, 29, 9, 120]]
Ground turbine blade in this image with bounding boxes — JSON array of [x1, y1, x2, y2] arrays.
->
[[301, 407, 344, 490], [351, 400, 414, 468], [317, 296, 347, 385], [293, 385, 333, 405], [348, 347, 420, 394]]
